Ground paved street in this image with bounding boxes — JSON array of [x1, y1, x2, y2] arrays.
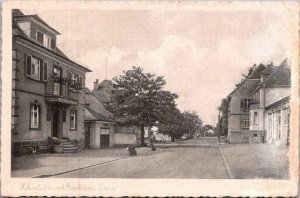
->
[[12, 137, 289, 179], [54, 141, 229, 178]]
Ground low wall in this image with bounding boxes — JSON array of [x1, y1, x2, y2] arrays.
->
[[228, 131, 249, 143], [114, 133, 136, 146]]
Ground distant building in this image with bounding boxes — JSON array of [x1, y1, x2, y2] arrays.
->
[[227, 64, 266, 143], [12, 9, 91, 154], [249, 59, 290, 145]]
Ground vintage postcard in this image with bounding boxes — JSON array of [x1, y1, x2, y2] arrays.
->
[[1, 0, 299, 197]]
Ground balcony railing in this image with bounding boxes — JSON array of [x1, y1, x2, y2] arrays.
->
[[45, 82, 79, 105]]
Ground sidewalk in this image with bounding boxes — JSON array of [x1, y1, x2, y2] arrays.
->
[[12, 147, 150, 178], [220, 144, 289, 179]]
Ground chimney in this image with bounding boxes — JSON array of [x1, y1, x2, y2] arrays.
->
[[93, 79, 99, 90]]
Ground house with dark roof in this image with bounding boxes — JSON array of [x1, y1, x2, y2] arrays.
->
[[92, 79, 143, 145], [83, 88, 117, 148], [12, 9, 91, 155], [227, 64, 266, 143], [249, 59, 291, 145]]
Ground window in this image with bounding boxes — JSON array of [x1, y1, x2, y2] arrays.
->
[[30, 104, 40, 129], [71, 73, 78, 82], [240, 99, 251, 111], [36, 31, 44, 44], [100, 128, 110, 135], [70, 110, 77, 130], [44, 34, 52, 49], [36, 30, 52, 49], [53, 66, 62, 77], [253, 133, 257, 138], [26, 55, 41, 81], [243, 118, 250, 129], [254, 112, 258, 124]]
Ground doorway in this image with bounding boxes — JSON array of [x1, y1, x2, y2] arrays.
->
[[84, 123, 91, 149], [100, 128, 110, 148], [52, 108, 60, 138]]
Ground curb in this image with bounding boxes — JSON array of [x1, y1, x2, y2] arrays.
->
[[32, 149, 152, 178], [217, 146, 234, 179]]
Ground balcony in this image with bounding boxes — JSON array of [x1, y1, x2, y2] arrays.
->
[[45, 82, 79, 105]]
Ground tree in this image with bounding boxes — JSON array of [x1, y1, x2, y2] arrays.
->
[[157, 107, 184, 142], [235, 64, 257, 88], [216, 95, 231, 138], [181, 111, 203, 138], [111, 66, 178, 146]]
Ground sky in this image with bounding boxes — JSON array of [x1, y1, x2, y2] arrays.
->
[[23, 7, 295, 125]]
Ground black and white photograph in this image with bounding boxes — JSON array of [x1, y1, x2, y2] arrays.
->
[[1, 1, 299, 197]]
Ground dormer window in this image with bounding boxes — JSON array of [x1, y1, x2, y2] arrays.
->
[[36, 30, 52, 49]]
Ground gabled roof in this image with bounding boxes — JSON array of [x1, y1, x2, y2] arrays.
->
[[265, 96, 290, 110], [93, 90, 112, 103], [12, 9, 91, 73], [55, 47, 69, 59], [229, 63, 266, 96], [261, 65, 276, 75], [263, 59, 290, 88], [228, 80, 246, 96], [14, 14, 61, 35], [84, 105, 115, 122], [247, 63, 266, 79]]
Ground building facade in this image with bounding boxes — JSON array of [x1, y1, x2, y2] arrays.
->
[[227, 64, 266, 143], [249, 60, 291, 145], [83, 88, 116, 149], [12, 10, 91, 154]]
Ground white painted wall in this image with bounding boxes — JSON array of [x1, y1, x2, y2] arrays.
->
[[114, 133, 136, 145]]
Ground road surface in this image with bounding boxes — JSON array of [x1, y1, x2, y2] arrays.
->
[[53, 137, 230, 178]]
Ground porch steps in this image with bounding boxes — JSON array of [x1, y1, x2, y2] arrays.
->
[[60, 139, 79, 153]]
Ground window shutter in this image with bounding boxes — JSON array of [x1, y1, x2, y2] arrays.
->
[[26, 54, 32, 76], [70, 110, 72, 128], [75, 111, 77, 129], [240, 118, 243, 130], [38, 105, 41, 128], [240, 99, 244, 111], [40, 61, 43, 81], [51, 38, 55, 50], [43, 62, 48, 82], [79, 76, 82, 85]]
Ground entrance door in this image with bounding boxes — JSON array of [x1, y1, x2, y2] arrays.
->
[[52, 109, 59, 138], [100, 135, 110, 147], [100, 128, 110, 148], [84, 123, 90, 149]]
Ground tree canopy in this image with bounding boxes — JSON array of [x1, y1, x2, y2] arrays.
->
[[110, 66, 178, 145]]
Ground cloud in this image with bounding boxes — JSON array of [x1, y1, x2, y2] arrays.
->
[[78, 46, 130, 88]]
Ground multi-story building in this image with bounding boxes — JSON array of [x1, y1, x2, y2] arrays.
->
[[227, 64, 266, 143], [12, 9, 91, 154], [249, 59, 291, 145]]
